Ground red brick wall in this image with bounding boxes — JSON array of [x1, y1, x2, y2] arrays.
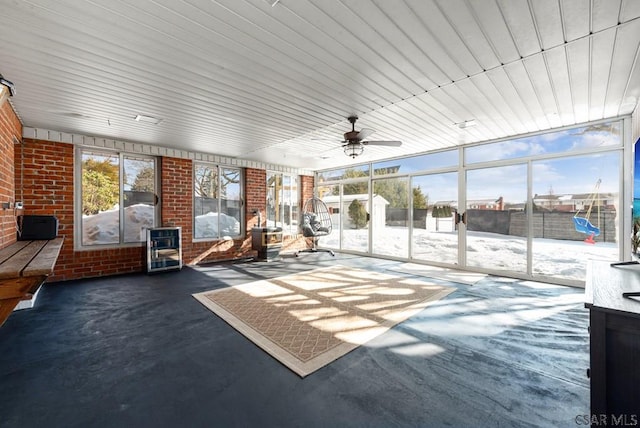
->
[[246, 168, 266, 228], [300, 175, 314, 201], [161, 159, 260, 265], [15, 139, 144, 281], [0, 100, 21, 248], [12, 139, 313, 281]]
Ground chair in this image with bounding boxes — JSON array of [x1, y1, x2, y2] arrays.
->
[[296, 197, 335, 256]]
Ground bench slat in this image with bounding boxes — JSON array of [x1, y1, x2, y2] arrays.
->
[[0, 241, 31, 265], [22, 238, 64, 276], [0, 241, 48, 279]]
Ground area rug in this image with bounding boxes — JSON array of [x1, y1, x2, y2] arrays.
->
[[193, 265, 454, 377]]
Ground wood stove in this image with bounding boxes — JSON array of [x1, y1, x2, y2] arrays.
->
[[251, 227, 283, 261]]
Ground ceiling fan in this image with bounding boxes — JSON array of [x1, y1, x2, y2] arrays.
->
[[340, 116, 402, 158]]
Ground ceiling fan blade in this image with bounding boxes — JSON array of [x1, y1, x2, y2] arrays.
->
[[357, 128, 375, 140], [362, 140, 402, 147]]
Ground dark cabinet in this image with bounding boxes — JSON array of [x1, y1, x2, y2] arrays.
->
[[585, 261, 640, 417]]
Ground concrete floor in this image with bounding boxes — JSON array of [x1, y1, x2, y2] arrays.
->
[[0, 254, 590, 427]]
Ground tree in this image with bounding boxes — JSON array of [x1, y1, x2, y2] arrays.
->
[[413, 186, 428, 209], [131, 166, 155, 192], [374, 178, 409, 208], [195, 166, 218, 198], [348, 199, 368, 229], [82, 169, 119, 215], [221, 169, 240, 198], [342, 169, 368, 195]]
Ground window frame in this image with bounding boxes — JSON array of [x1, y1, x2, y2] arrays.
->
[[74, 147, 160, 251], [192, 162, 244, 242], [266, 171, 300, 235]]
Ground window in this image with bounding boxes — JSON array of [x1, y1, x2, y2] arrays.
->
[[317, 164, 370, 182], [77, 149, 158, 248], [464, 121, 621, 164], [373, 149, 458, 175], [193, 164, 242, 240], [266, 172, 299, 234]]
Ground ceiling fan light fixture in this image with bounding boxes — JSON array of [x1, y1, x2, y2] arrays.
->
[[344, 142, 364, 158]]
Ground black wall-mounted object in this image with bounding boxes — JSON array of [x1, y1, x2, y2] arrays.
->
[[18, 215, 58, 240]]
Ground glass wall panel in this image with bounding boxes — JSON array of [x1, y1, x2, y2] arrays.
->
[[266, 172, 298, 234], [220, 167, 242, 237], [341, 180, 369, 253], [285, 175, 299, 235], [317, 164, 370, 182], [194, 164, 219, 239], [465, 122, 621, 164], [123, 156, 156, 243], [315, 119, 625, 285], [531, 153, 620, 281], [194, 164, 242, 240], [411, 172, 458, 264], [318, 184, 340, 250], [81, 151, 120, 245], [266, 172, 281, 227], [466, 164, 528, 273], [373, 150, 458, 175], [372, 177, 409, 258]]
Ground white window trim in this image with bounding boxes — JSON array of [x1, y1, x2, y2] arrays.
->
[[74, 146, 160, 251], [192, 162, 244, 242]]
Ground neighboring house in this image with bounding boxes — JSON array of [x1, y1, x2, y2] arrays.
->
[[533, 192, 618, 212], [432, 197, 506, 211], [322, 194, 389, 229]]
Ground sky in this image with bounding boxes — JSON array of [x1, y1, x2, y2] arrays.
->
[[320, 122, 622, 205]]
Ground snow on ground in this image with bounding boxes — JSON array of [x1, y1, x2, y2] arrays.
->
[[82, 204, 240, 244], [83, 205, 617, 281], [323, 226, 617, 281]]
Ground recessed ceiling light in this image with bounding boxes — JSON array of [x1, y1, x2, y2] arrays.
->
[[457, 119, 477, 129], [134, 114, 163, 125]]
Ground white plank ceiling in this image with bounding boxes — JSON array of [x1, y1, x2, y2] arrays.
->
[[1, 0, 639, 171]]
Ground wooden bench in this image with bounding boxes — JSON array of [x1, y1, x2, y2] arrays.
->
[[0, 238, 64, 327]]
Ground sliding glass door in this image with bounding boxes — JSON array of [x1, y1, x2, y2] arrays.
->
[[341, 180, 369, 253], [465, 164, 528, 274], [411, 172, 458, 265], [315, 120, 626, 284], [531, 153, 620, 281], [372, 177, 409, 258]]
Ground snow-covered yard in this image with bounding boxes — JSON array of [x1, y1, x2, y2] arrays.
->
[[82, 204, 618, 281], [82, 204, 240, 244], [322, 226, 617, 281]]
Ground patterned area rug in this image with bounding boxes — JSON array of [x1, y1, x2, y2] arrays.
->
[[193, 265, 455, 377]]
